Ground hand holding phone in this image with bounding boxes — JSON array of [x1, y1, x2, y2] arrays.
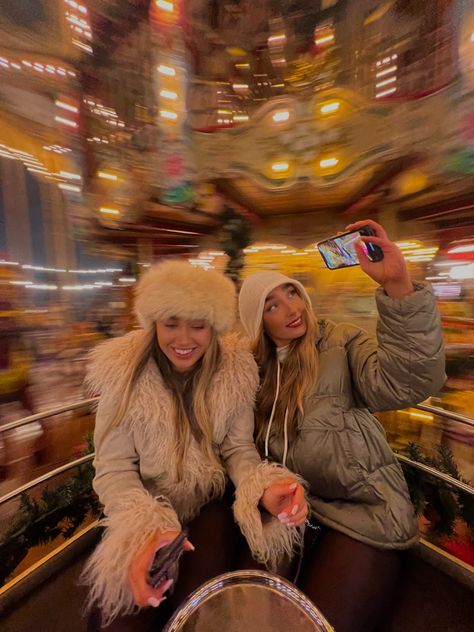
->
[[342, 220, 413, 298], [317, 225, 384, 270], [147, 529, 189, 589], [128, 529, 194, 608]]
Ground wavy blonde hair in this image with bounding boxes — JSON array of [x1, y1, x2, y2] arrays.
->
[[252, 289, 318, 452], [106, 327, 222, 480]]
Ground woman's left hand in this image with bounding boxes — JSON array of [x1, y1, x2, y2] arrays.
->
[[260, 479, 308, 527], [345, 219, 414, 299]]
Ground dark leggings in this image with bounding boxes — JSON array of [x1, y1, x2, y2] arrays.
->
[[86, 492, 244, 632], [298, 528, 401, 632], [87, 503, 400, 632]]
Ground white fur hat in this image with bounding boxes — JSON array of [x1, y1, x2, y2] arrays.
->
[[134, 260, 236, 333], [239, 271, 311, 342]]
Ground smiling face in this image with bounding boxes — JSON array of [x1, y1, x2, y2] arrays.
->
[[155, 317, 212, 372], [262, 283, 307, 347]]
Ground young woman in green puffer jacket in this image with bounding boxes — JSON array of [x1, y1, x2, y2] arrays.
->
[[238, 219, 446, 632]]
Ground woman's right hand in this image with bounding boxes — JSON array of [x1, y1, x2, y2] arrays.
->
[[127, 530, 194, 608]]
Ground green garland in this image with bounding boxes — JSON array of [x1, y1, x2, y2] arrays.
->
[[218, 206, 252, 284], [400, 442, 474, 538], [0, 433, 101, 587]]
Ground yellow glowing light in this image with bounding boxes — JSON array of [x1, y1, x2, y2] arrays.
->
[[55, 100, 79, 113], [396, 241, 421, 250], [59, 170, 81, 180], [315, 34, 335, 45], [160, 109, 178, 120], [233, 114, 249, 122], [272, 110, 290, 123], [319, 157, 339, 169], [375, 65, 397, 78], [156, 0, 174, 12], [58, 183, 81, 193], [272, 161, 290, 173], [376, 76, 396, 89], [235, 63, 250, 69], [376, 87, 397, 98], [100, 207, 120, 216], [320, 101, 340, 114], [268, 34, 286, 44], [54, 115, 77, 128], [233, 83, 248, 90], [399, 410, 434, 422], [226, 47, 247, 58], [160, 89, 178, 100], [158, 64, 176, 77], [98, 171, 118, 181]]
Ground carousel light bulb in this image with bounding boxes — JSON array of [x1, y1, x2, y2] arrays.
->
[[320, 101, 340, 114], [160, 109, 178, 120], [160, 89, 178, 100], [158, 64, 176, 77], [319, 157, 339, 169], [98, 171, 118, 181], [272, 161, 289, 173], [272, 111, 290, 123], [156, 0, 174, 12]]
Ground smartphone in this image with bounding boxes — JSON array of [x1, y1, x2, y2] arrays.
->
[[317, 226, 384, 270], [147, 530, 188, 589]]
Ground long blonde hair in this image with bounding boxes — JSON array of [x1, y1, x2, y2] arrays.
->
[[108, 327, 222, 480], [253, 293, 318, 451]]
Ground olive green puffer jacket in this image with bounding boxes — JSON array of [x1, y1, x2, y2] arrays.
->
[[266, 282, 446, 549]]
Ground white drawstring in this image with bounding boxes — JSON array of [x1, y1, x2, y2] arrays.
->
[[264, 359, 281, 460], [282, 406, 289, 467], [264, 360, 290, 467]]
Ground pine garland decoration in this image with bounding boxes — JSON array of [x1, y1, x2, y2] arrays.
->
[[400, 442, 474, 539], [0, 433, 101, 586]]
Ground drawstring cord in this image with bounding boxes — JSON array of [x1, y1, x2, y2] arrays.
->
[[264, 359, 281, 461]]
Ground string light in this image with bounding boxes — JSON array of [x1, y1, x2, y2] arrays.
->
[[319, 157, 339, 169]]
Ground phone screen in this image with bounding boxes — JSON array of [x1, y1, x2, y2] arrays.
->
[[318, 230, 369, 269]]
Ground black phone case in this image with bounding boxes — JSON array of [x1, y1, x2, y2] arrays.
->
[[147, 530, 188, 589]]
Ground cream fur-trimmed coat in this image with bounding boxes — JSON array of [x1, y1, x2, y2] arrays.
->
[[82, 329, 302, 625]]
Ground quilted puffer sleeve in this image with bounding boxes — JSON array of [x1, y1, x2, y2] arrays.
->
[[346, 282, 446, 412]]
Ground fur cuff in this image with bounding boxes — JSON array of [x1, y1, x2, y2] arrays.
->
[[233, 462, 305, 571], [81, 490, 181, 626]]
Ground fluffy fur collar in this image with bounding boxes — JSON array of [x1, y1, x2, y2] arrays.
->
[[86, 329, 259, 520]]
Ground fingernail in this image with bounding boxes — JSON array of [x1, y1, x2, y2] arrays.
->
[[148, 597, 161, 607], [162, 578, 174, 592], [289, 483, 297, 491], [188, 542, 196, 551], [291, 505, 299, 516], [278, 512, 288, 520]]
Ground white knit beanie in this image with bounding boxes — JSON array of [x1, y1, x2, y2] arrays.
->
[[134, 260, 236, 333], [239, 271, 312, 342]]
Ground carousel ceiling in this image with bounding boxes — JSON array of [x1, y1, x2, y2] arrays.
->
[[1, 0, 474, 257]]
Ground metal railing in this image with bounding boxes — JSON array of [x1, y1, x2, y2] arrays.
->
[[0, 398, 98, 435], [396, 454, 473, 496], [0, 454, 94, 506], [2, 398, 472, 434], [0, 398, 472, 507], [414, 403, 474, 430]]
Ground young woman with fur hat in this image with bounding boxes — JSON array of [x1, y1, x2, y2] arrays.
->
[[82, 260, 307, 631], [238, 220, 446, 632]]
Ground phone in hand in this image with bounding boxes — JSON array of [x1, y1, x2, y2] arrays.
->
[[147, 530, 188, 589], [317, 225, 384, 270]]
